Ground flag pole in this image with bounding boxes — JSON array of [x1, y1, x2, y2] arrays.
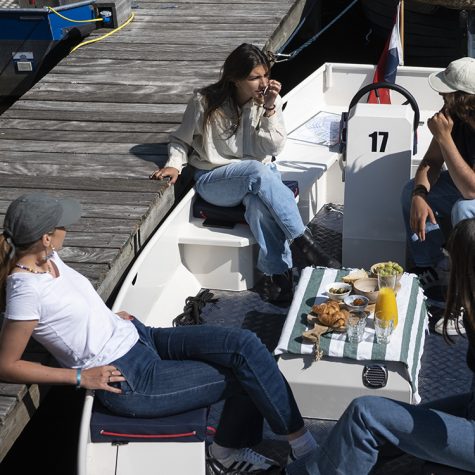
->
[[400, 0, 405, 65]]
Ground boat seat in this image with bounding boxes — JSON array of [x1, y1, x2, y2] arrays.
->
[[90, 399, 208, 444], [421, 462, 475, 475], [192, 179, 299, 224], [85, 399, 209, 474], [178, 180, 299, 292]]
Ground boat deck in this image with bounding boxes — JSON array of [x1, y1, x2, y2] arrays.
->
[[202, 207, 474, 474], [0, 0, 305, 462]]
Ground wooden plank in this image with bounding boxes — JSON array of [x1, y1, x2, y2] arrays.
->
[[0, 385, 42, 461], [0, 139, 168, 154], [0, 151, 167, 167], [0, 129, 170, 143], [0, 188, 160, 205], [0, 385, 27, 400], [0, 162, 162, 178], [0, 119, 178, 132], [0, 0, 300, 464]]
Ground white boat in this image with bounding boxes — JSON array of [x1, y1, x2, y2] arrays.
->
[[78, 61, 444, 475]]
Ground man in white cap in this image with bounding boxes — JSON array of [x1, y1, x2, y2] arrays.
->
[[401, 57, 475, 334]]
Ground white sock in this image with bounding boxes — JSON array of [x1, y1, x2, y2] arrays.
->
[[210, 442, 235, 460], [289, 430, 317, 459]]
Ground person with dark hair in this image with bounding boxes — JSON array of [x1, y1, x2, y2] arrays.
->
[[401, 57, 475, 331], [286, 218, 475, 475], [0, 192, 317, 474], [150, 43, 340, 303]]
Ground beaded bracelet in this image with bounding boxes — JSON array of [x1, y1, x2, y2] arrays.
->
[[75, 368, 82, 389], [263, 104, 276, 111]]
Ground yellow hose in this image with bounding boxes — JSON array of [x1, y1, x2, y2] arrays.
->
[[47, 6, 104, 23], [70, 12, 135, 53]]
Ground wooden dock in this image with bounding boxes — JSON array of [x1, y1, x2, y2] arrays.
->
[[0, 0, 308, 462]]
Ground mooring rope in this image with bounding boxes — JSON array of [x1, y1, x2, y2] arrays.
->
[[271, 0, 359, 63]]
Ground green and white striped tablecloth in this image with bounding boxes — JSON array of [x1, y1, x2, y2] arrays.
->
[[274, 267, 429, 403]]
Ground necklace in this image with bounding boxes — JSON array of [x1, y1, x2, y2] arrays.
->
[[15, 263, 51, 274]]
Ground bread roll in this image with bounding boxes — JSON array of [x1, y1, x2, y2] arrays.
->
[[318, 309, 349, 328], [342, 269, 368, 284], [311, 301, 349, 328]]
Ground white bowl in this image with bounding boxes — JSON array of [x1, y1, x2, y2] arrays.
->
[[353, 278, 379, 303], [325, 282, 352, 301], [344, 294, 369, 311], [370, 262, 403, 283]]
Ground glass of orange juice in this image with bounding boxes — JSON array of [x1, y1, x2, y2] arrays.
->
[[374, 287, 398, 328]]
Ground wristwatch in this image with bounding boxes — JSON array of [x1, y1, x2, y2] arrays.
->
[[412, 184, 429, 198]]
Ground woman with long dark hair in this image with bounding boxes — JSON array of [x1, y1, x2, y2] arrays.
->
[[286, 218, 475, 475], [150, 43, 339, 303], [0, 192, 318, 474]]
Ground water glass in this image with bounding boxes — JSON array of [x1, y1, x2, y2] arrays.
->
[[377, 272, 397, 290], [374, 314, 394, 344], [346, 311, 367, 344]]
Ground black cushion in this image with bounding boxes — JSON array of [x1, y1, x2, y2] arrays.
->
[[90, 400, 208, 443], [193, 179, 299, 224]]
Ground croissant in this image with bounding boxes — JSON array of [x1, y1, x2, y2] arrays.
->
[[312, 300, 340, 316], [317, 309, 350, 328]]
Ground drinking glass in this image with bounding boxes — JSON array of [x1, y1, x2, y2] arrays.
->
[[377, 272, 397, 290], [374, 313, 394, 344], [346, 311, 367, 344]]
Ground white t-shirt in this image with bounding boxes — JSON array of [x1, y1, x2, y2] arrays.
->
[[5, 253, 139, 369]]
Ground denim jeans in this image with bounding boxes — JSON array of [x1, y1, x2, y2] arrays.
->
[[286, 393, 475, 474], [194, 160, 306, 275], [401, 171, 475, 267], [97, 318, 304, 448]]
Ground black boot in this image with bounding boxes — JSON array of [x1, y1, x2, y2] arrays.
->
[[254, 270, 294, 304], [292, 228, 341, 268]]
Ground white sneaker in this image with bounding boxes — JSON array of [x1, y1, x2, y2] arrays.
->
[[434, 316, 466, 336]]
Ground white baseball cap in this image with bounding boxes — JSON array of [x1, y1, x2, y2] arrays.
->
[[428, 57, 475, 95]]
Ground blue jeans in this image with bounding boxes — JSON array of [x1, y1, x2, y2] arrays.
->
[[287, 394, 475, 474], [194, 160, 306, 275], [401, 171, 475, 267], [97, 318, 304, 448]]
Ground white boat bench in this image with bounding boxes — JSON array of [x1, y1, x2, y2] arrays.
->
[[178, 179, 299, 292], [79, 390, 208, 475]]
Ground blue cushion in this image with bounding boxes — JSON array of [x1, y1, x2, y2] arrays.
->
[[90, 400, 208, 443]]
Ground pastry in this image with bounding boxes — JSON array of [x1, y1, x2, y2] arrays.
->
[[310, 300, 350, 328]]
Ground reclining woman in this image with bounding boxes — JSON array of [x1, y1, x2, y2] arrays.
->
[[0, 192, 317, 474], [286, 218, 475, 475], [150, 43, 339, 303]]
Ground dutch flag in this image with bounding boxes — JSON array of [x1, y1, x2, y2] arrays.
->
[[368, 0, 404, 104]]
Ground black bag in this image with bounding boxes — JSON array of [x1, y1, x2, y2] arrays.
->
[[172, 289, 218, 326]]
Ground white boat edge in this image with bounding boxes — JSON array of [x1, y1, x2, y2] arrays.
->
[[78, 61, 444, 475]]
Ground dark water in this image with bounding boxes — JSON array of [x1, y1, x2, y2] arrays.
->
[[274, 1, 384, 95], [0, 1, 448, 474]]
